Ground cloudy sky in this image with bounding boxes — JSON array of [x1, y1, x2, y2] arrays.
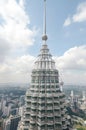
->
[[0, 0, 86, 85]]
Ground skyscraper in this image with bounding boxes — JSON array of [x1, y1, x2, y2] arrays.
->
[[0, 119, 3, 130], [10, 116, 21, 130], [18, 0, 71, 130]]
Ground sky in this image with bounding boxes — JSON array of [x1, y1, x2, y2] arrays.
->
[[0, 0, 86, 85]]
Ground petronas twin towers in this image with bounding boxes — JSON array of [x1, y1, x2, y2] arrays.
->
[[18, 1, 71, 130]]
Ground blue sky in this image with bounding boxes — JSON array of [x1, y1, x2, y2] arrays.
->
[[0, 0, 86, 85], [26, 0, 86, 56]]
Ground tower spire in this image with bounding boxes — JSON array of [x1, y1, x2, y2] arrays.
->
[[42, 0, 48, 41]]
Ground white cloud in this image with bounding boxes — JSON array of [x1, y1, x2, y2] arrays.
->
[[0, 38, 11, 62], [64, 2, 86, 26], [0, 0, 39, 83], [54, 45, 86, 85], [55, 45, 86, 70], [0, 0, 37, 50], [0, 1, 85, 85], [0, 45, 86, 85], [0, 55, 35, 83], [61, 70, 86, 85], [73, 2, 86, 22], [63, 17, 71, 27], [19, 0, 25, 8]]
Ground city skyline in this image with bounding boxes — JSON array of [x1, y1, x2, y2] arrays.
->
[[0, 0, 86, 85]]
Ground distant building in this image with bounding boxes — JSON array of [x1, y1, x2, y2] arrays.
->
[[3, 119, 10, 130], [70, 90, 74, 105], [18, 106, 24, 117], [0, 103, 1, 110], [3, 116, 21, 130], [0, 119, 3, 130], [82, 91, 86, 101], [10, 116, 21, 130], [19, 96, 25, 107], [10, 108, 18, 116]]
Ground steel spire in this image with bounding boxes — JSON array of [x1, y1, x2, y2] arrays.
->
[[42, 0, 48, 41]]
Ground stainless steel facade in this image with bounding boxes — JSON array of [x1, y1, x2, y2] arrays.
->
[[18, 1, 70, 130]]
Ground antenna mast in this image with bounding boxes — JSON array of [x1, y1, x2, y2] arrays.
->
[[42, 0, 48, 42]]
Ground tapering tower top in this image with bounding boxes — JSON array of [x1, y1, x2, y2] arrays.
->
[[42, 0, 48, 41]]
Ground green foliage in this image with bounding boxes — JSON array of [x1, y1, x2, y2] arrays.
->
[[75, 125, 86, 130], [77, 128, 86, 130]]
